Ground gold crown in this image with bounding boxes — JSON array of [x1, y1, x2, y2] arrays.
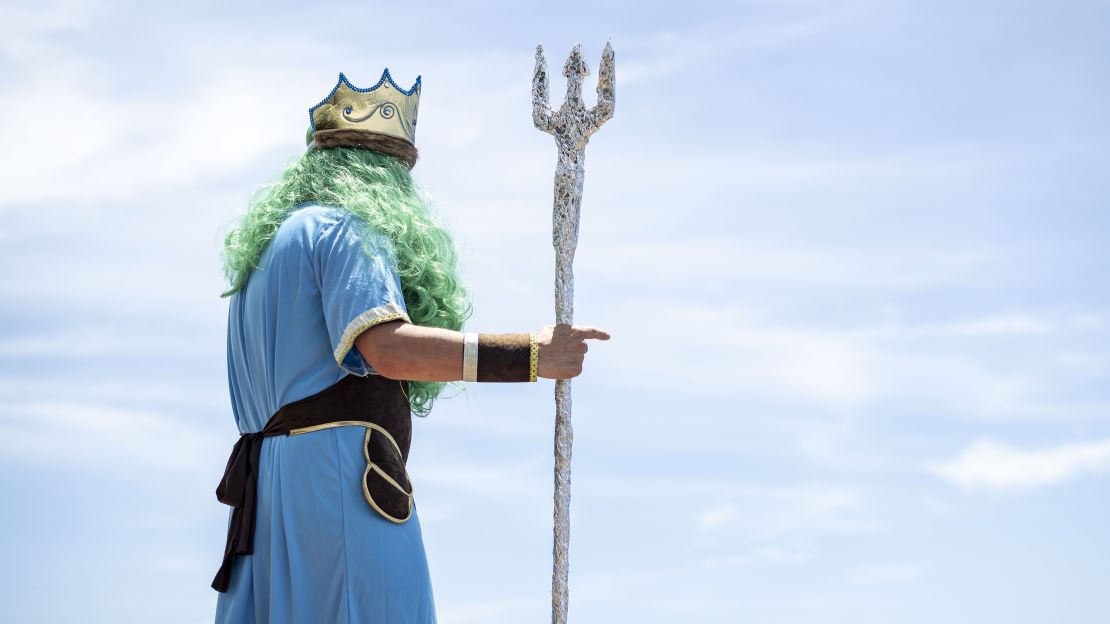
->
[[308, 71, 422, 167]]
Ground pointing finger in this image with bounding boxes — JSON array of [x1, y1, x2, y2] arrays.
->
[[571, 325, 610, 340]]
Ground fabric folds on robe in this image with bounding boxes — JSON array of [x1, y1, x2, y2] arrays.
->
[[216, 204, 436, 624]]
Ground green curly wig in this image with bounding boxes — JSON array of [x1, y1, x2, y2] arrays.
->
[[220, 146, 473, 417]]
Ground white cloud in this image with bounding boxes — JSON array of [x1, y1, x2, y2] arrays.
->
[[928, 437, 1110, 491], [617, 4, 861, 85], [917, 316, 1053, 336], [436, 597, 538, 624], [843, 561, 925, 586], [594, 477, 880, 539], [0, 62, 311, 206], [697, 504, 737, 530], [593, 297, 1054, 417], [0, 8, 332, 207], [584, 238, 1001, 289], [702, 543, 816, 568], [416, 459, 549, 499], [0, 401, 225, 473], [0, 0, 98, 58], [1053, 351, 1109, 375], [0, 325, 217, 357]]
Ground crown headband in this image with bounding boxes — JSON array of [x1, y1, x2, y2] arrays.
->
[[307, 70, 422, 169]]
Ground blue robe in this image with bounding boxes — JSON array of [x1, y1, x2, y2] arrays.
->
[[215, 204, 437, 623]]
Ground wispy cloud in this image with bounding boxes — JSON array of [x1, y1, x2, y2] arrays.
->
[[0, 401, 224, 473], [617, 2, 863, 85], [595, 297, 1059, 417], [702, 542, 816, 568], [0, 54, 317, 206], [0, 326, 216, 357], [585, 239, 1002, 289], [842, 561, 925, 586], [436, 597, 539, 624], [928, 437, 1110, 491], [586, 477, 882, 539]]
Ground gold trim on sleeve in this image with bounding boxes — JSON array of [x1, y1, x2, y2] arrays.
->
[[333, 302, 411, 368]]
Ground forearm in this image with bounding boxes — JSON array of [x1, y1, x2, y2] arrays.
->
[[355, 320, 464, 382], [354, 319, 609, 382]]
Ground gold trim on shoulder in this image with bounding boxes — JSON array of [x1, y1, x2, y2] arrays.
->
[[333, 302, 411, 369]]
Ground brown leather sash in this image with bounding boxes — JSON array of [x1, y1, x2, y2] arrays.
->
[[211, 373, 413, 592]]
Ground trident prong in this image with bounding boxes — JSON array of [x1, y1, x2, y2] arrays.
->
[[532, 44, 554, 133], [589, 41, 615, 127], [532, 41, 615, 624], [533, 41, 616, 148], [561, 43, 589, 105]]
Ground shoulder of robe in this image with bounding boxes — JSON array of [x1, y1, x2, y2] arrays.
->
[[272, 204, 353, 250]]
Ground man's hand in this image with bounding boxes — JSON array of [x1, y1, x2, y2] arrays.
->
[[535, 323, 611, 380], [356, 321, 611, 382]]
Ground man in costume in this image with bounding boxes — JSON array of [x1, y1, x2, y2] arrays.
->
[[211, 69, 610, 623]]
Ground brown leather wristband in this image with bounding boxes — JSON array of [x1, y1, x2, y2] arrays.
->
[[477, 333, 533, 382]]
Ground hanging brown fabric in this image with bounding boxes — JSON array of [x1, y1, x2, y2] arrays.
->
[[211, 373, 413, 592]]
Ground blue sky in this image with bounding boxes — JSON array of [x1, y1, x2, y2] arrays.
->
[[2, 0, 1109, 622]]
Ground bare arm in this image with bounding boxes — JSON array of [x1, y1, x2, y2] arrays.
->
[[355, 321, 611, 382]]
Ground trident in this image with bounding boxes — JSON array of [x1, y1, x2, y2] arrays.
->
[[532, 40, 614, 624]]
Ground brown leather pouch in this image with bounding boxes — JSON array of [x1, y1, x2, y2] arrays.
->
[[361, 423, 414, 523]]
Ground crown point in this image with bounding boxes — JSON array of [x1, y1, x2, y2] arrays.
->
[[309, 66, 422, 149]]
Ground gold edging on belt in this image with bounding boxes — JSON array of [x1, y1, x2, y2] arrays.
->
[[289, 420, 414, 524]]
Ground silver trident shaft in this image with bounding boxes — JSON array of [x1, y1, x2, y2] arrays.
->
[[532, 40, 614, 624]]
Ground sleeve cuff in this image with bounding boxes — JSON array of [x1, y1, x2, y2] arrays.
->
[[333, 302, 411, 371]]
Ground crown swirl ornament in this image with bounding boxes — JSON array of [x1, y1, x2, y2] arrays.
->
[[308, 70, 422, 169]]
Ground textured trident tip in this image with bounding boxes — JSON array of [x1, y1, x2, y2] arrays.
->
[[532, 41, 615, 142], [590, 41, 616, 125], [532, 43, 553, 131], [563, 42, 589, 78]]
